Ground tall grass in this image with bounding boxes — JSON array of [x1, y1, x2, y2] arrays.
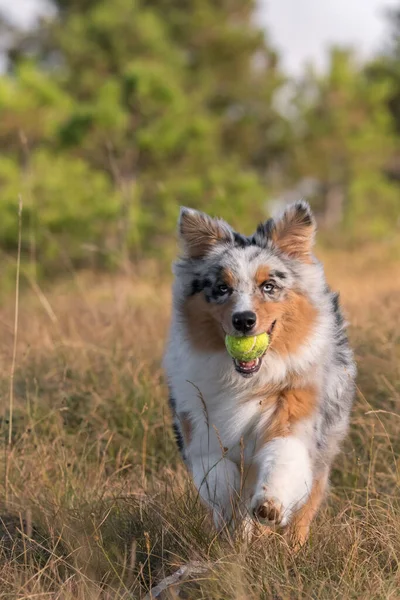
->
[[0, 244, 399, 599]]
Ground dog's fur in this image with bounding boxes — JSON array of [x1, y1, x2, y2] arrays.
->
[[164, 201, 356, 545]]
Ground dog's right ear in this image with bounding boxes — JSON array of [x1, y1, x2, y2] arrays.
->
[[178, 207, 233, 258]]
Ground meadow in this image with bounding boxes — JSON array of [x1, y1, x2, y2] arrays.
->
[[0, 241, 399, 599]]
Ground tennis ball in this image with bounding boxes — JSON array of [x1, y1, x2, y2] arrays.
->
[[225, 332, 270, 361]]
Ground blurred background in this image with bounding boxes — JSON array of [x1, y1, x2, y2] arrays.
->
[[0, 0, 399, 282]]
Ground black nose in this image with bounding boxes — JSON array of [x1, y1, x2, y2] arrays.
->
[[232, 311, 257, 333]]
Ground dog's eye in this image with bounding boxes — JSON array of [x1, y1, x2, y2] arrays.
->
[[262, 282, 275, 295], [217, 284, 229, 295]]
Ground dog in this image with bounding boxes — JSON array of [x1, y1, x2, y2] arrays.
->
[[164, 201, 356, 546]]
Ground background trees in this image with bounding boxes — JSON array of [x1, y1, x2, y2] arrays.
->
[[0, 0, 399, 274], [290, 48, 399, 240]]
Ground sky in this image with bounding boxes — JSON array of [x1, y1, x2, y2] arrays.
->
[[0, 0, 399, 75], [258, 0, 399, 74]]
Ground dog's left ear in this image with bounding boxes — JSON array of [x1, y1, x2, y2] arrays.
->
[[178, 207, 234, 258], [255, 201, 316, 262]]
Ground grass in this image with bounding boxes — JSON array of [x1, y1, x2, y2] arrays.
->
[[0, 244, 399, 599]]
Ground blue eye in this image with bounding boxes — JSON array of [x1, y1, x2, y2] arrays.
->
[[262, 282, 275, 294]]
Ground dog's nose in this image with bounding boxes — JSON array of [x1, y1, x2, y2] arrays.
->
[[232, 311, 257, 333]]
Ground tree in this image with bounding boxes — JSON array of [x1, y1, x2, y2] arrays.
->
[[0, 0, 288, 271], [290, 48, 399, 240], [366, 7, 400, 136]]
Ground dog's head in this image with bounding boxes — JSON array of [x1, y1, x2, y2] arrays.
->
[[175, 201, 324, 377]]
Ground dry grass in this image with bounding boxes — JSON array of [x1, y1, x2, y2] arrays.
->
[[0, 244, 399, 599]]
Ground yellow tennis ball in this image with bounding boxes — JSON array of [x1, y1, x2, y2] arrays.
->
[[225, 332, 269, 361]]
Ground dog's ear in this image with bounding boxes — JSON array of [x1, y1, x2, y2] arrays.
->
[[178, 207, 233, 258], [255, 201, 316, 262], [272, 201, 316, 261]]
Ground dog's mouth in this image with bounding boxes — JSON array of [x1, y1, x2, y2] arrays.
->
[[233, 320, 276, 378], [234, 356, 263, 377]]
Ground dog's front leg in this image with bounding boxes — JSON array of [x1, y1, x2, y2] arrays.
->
[[190, 452, 242, 529], [251, 435, 313, 529]]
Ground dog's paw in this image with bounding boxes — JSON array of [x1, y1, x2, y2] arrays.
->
[[255, 498, 284, 524], [251, 489, 289, 528]]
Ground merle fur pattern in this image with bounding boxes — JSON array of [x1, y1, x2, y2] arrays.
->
[[164, 201, 356, 535]]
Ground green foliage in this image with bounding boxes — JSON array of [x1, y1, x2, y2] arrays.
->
[[346, 173, 400, 240], [0, 61, 72, 153], [0, 2, 399, 276], [0, 151, 120, 273], [1, 0, 284, 273], [366, 7, 400, 136], [290, 48, 400, 240]]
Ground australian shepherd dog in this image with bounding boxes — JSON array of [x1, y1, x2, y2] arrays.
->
[[164, 201, 356, 547]]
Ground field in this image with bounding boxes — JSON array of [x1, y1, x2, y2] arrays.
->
[[0, 243, 399, 599]]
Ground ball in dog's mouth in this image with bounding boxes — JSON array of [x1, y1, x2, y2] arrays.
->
[[227, 320, 276, 378]]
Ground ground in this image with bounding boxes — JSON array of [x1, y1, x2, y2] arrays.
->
[[0, 241, 399, 599]]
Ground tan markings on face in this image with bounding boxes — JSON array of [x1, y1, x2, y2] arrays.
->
[[255, 266, 270, 287], [253, 290, 317, 355], [183, 294, 228, 352], [182, 268, 240, 349], [259, 386, 317, 444], [179, 412, 193, 446], [273, 291, 317, 355], [222, 267, 237, 289]]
